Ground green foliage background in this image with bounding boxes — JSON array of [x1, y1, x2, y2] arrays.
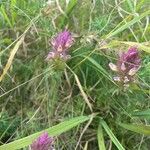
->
[[0, 0, 150, 149]]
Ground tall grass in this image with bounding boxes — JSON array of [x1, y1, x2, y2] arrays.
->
[[0, 0, 150, 149]]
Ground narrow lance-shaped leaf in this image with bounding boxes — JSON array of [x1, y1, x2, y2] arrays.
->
[[0, 5, 13, 27], [106, 10, 150, 38], [0, 34, 25, 82], [58, 0, 78, 28], [132, 109, 150, 118], [0, 115, 91, 150], [120, 41, 150, 53], [77, 55, 114, 84], [100, 40, 150, 53], [97, 123, 106, 150], [100, 119, 125, 150], [119, 123, 150, 135]]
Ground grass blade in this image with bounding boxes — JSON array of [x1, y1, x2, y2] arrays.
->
[[58, 0, 78, 28], [83, 141, 88, 150], [100, 40, 150, 53], [119, 123, 150, 135], [106, 10, 150, 38], [66, 64, 93, 112], [0, 115, 91, 150], [125, 0, 134, 12], [84, 56, 116, 84], [66, 0, 78, 15], [0, 35, 25, 82], [97, 123, 106, 150], [0, 5, 13, 27], [76, 55, 113, 82], [132, 109, 150, 118], [10, 0, 17, 25], [74, 73, 93, 112], [120, 41, 150, 53], [100, 119, 125, 150]]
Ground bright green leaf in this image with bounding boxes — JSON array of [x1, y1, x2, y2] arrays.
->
[[119, 123, 150, 135], [132, 109, 150, 118], [58, 0, 78, 28], [0, 115, 91, 150], [97, 123, 106, 150], [100, 119, 125, 150], [0, 5, 13, 28], [106, 10, 150, 38], [120, 41, 150, 53]]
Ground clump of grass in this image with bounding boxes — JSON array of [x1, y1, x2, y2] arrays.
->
[[0, 0, 150, 150]]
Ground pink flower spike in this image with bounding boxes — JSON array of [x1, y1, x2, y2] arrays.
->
[[118, 47, 141, 72], [109, 46, 141, 85], [47, 29, 74, 61]]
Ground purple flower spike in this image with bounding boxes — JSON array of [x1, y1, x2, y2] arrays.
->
[[51, 30, 74, 51], [109, 47, 141, 86], [117, 47, 141, 73], [46, 29, 74, 60], [30, 132, 54, 150]]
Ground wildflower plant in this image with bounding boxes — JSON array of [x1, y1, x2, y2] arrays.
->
[[44, 29, 75, 120], [109, 47, 141, 87]]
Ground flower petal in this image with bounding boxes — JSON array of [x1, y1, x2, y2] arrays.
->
[[109, 63, 118, 72], [113, 76, 121, 82], [128, 67, 139, 76], [120, 63, 126, 71]]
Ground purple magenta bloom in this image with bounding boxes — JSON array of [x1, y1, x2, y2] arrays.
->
[[109, 47, 141, 85], [117, 47, 141, 73], [46, 30, 74, 60], [30, 132, 54, 150], [51, 30, 74, 52]]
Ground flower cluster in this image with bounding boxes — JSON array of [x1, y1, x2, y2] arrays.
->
[[30, 132, 54, 150], [109, 47, 141, 86], [46, 30, 141, 86], [46, 29, 74, 61]]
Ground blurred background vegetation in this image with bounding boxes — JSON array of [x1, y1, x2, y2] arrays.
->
[[0, 0, 150, 149]]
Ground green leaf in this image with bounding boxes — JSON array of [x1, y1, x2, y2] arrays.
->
[[125, 0, 134, 12], [119, 123, 150, 135], [84, 56, 116, 84], [86, 57, 109, 76], [66, 0, 78, 15], [0, 5, 13, 28], [136, 0, 145, 11], [132, 109, 150, 118], [58, 0, 78, 28], [106, 10, 150, 38], [120, 41, 150, 53], [72, 53, 113, 82], [11, 0, 17, 25], [0, 115, 91, 150], [76, 55, 113, 82], [97, 123, 106, 150], [100, 119, 125, 150], [100, 40, 150, 53]]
